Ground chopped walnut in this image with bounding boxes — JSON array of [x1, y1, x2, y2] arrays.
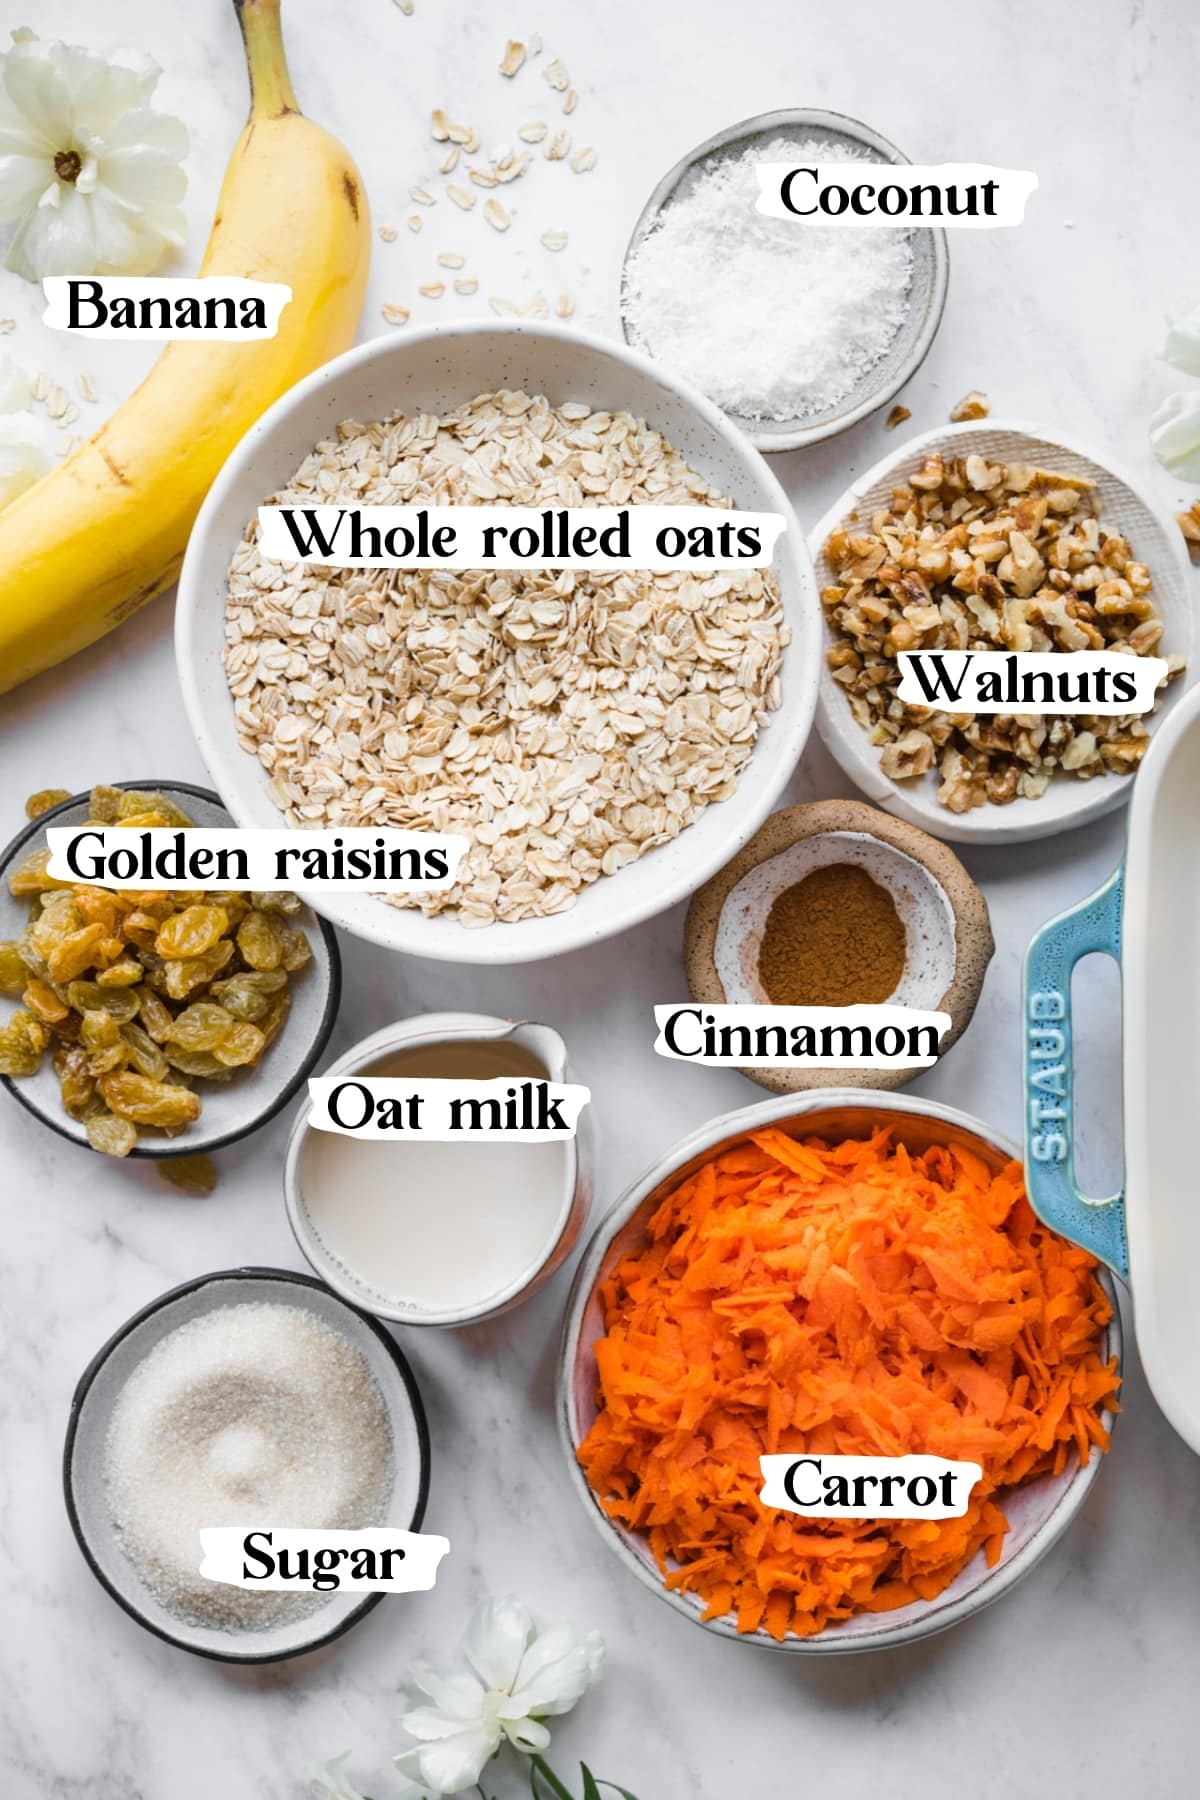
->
[[950, 390, 990, 422], [885, 403, 912, 431], [820, 454, 1180, 811], [1177, 501, 1200, 562]]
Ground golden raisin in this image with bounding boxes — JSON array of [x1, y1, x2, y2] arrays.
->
[[157, 1154, 219, 1195], [99, 1071, 202, 1128], [24, 789, 72, 821], [85, 1111, 138, 1157]]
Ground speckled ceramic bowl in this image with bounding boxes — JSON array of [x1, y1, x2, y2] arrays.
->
[[559, 1092, 1120, 1655], [64, 1267, 430, 1663], [176, 321, 822, 965], [621, 108, 949, 450], [683, 800, 993, 1092], [0, 782, 340, 1158]]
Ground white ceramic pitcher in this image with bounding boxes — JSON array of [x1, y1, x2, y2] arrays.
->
[[284, 1012, 592, 1327]]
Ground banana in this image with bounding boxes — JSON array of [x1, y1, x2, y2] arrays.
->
[[0, 0, 370, 696]]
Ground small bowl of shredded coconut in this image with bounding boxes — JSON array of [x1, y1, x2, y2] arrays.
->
[[621, 110, 948, 450]]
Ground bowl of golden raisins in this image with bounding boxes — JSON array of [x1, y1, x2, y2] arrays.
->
[[0, 782, 340, 1159]]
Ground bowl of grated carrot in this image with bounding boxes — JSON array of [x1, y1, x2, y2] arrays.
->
[[559, 1091, 1121, 1653]]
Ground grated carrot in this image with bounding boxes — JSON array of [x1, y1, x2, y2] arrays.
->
[[577, 1128, 1119, 1640]]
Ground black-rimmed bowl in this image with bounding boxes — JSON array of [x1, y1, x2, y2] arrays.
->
[[64, 1267, 431, 1663], [0, 782, 340, 1157]]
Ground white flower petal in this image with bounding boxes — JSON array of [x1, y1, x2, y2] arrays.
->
[[98, 140, 188, 208], [394, 1723, 499, 1796], [1150, 390, 1200, 482], [0, 350, 31, 412], [398, 1705, 490, 1746], [79, 184, 140, 269], [0, 409, 54, 508], [0, 149, 50, 217], [464, 1593, 534, 1693], [3, 38, 74, 145], [1162, 305, 1200, 378], [407, 1662, 486, 1722], [501, 1714, 552, 1754], [6, 178, 93, 278], [507, 1625, 607, 1719], [310, 1752, 369, 1800]]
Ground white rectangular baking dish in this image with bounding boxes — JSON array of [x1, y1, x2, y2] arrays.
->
[[1024, 679, 1200, 1454]]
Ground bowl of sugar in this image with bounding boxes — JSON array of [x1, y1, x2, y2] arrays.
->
[[621, 108, 949, 450], [64, 1267, 429, 1662]]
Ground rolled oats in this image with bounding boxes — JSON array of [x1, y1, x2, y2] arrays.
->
[[223, 394, 787, 925]]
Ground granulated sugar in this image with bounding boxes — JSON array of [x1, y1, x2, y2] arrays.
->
[[623, 137, 914, 422], [104, 1301, 393, 1630]]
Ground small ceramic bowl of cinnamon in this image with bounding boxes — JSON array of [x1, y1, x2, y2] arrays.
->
[[683, 799, 993, 1093]]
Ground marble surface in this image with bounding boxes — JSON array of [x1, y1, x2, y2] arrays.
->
[[2, 1, 1199, 1795]]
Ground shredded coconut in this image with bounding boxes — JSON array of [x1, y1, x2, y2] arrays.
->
[[623, 137, 915, 423], [104, 1302, 393, 1630]]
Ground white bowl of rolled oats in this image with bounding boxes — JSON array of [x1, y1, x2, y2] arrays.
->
[[811, 422, 1194, 842], [176, 321, 820, 961]]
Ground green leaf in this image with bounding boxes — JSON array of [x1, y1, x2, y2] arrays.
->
[[528, 1755, 578, 1800], [580, 1767, 603, 1800]]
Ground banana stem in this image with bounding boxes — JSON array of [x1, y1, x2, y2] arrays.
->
[[234, 0, 299, 118]]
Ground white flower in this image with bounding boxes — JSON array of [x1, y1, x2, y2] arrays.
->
[[311, 1753, 369, 1800], [0, 408, 53, 506], [394, 1594, 606, 1798], [0, 27, 188, 282], [1162, 303, 1200, 378], [1150, 390, 1200, 483]]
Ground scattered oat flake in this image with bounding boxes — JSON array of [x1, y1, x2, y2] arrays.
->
[[31, 371, 48, 403], [563, 88, 577, 114], [76, 371, 97, 404], [454, 277, 479, 295], [544, 57, 569, 91], [378, 223, 398, 242], [950, 390, 989, 422], [448, 183, 475, 210], [55, 430, 72, 456], [439, 145, 460, 174], [540, 228, 568, 251], [524, 294, 549, 319], [419, 281, 446, 299], [489, 296, 520, 317], [381, 302, 411, 325], [484, 198, 511, 232], [499, 39, 525, 77], [448, 121, 476, 149], [410, 185, 435, 206], [407, 214, 423, 232], [885, 403, 911, 431], [1177, 502, 1200, 560], [0, 319, 14, 333], [518, 121, 547, 143], [570, 145, 596, 173], [392, 0, 414, 13], [556, 291, 574, 318], [431, 108, 450, 141], [437, 250, 466, 268], [529, 31, 542, 54], [545, 130, 570, 161], [469, 167, 499, 188], [47, 385, 68, 420]]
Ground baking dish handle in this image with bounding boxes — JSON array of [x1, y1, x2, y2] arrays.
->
[[1022, 868, 1129, 1281]]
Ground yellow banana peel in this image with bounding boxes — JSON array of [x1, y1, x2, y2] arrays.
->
[[0, 0, 370, 696]]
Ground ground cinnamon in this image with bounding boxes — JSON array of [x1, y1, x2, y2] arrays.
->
[[757, 863, 906, 1006]]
